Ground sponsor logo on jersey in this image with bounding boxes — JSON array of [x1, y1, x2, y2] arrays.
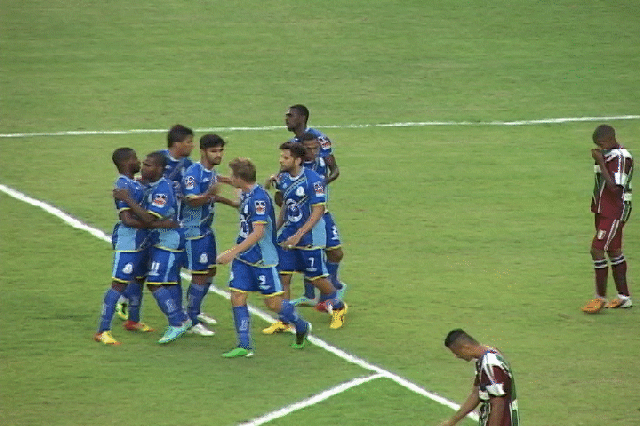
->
[[597, 229, 607, 240], [255, 200, 266, 215], [199, 253, 208, 264], [184, 175, 196, 190], [122, 263, 134, 274], [313, 181, 325, 196], [152, 194, 168, 208], [318, 136, 331, 149]]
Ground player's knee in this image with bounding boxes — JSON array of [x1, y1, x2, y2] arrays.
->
[[112, 281, 127, 292], [590, 246, 606, 260], [607, 249, 623, 259], [327, 248, 343, 263]]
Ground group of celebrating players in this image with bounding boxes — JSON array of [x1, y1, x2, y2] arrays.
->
[[94, 104, 348, 357]]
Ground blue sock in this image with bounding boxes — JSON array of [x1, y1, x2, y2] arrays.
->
[[326, 262, 343, 290], [321, 291, 344, 310], [279, 300, 308, 333], [303, 280, 316, 299], [167, 284, 188, 322], [151, 287, 183, 326], [187, 283, 207, 324], [232, 306, 252, 349], [126, 283, 142, 323], [98, 289, 122, 333]]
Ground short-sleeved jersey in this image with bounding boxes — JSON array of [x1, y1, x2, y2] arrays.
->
[[289, 127, 333, 159], [111, 175, 148, 251], [180, 162, 217, 237], [304, 157, 332, 206], [161, 149, 193, 199], [591, 146, 633, 221], [277, 167, 327, 248], [145, 177, 183, 251], [474, 349, 520, 426], [236, 185, 279, 266]]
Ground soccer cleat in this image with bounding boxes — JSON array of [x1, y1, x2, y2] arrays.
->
[[292, 323, 312, 349], [291, 296, 318, 307], [115, 302, 129, 321], [222, 347, 254, 358], [606, 297, 633, 309], [336, 282, 348, 301], [187, 323, 215, 336], [94, 331, 121, 346], [123, 320, 154, 332], [262, 321, 293, 334], [197, 312, 218, 325], [329, 303, 348, 329], [581, 298, 607, 314], [315, 301, 328, 313], [158, 319, 192, 344]]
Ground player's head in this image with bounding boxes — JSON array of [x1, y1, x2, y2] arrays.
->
[[301, 132, 320, 162], [279, 141, 305, 173], [112, 147, 140, 175], [444, 329, 479, 362], [592, 124, 617, 149], [200, 133, 226, 167], [285, 104, 309, 132], [141, 151, 167, 183], [167, 124, 194, 157], [229, 157, 256, 188]]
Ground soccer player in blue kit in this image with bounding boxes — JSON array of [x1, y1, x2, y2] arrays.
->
[[115, 151, 192, 344], [216, 157, 311, 357], [179, 134, 227, 336], [263, 142, 348, 331], [95, 148, 156, 345]]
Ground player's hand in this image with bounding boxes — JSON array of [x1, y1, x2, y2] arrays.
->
[[282, 234, 301, 249], [217, 175, 232, 185], [216, 250, 234, 265], [112, 188, 131, 201], [591, 148, 604, 162]]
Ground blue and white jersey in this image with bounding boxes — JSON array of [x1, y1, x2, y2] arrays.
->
[[145, 177, 183, 251], [236, 185, 279, 267], [180, 162, 217, 238], [289, 127, 333, 159], [161, 149, 193, 199], [111, 175, 148, 251], [277, 167, 327, 248]]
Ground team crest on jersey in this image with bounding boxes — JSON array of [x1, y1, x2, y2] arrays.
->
[[318, 136, 331, 149], [296, 186, 305, 197], [152, 194, 168, 208], [184, 175, 196, 190], [313, 181, 325, 196], [255, 200, 266, 215]]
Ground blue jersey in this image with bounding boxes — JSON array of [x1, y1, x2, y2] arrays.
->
[[277, 167, 327, 248], [145, 177, 183, 251], [304, 157, 332, 207], [111, 175, 148, 251], [180, 162, 217, 237], [289, 127, 333, 159], [161, 149, 193, 199], [236, 185, 279, 266]]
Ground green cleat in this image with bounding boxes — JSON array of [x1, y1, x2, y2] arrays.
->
[[115, 301, 128, 321], [158, 319, 191, 344], [222, 347, 254, 358], [292, 323, 312, 349]]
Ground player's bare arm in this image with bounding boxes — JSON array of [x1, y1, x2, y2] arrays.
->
[[217, 222, 265, 265], [437, 385, 480, 426], [113, 188, 156, 225], [282, 203, 325, 248], [324, 155, 340, 184], [591, 149, 621, 191], [184, 183, 219, 208], [487, 395, 506, 426]]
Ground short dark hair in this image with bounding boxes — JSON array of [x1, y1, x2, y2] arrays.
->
[[146, 151, 168, 169], [229, 157, 256, 183], [593, 125, 616, 143], [289, 104, 309, 123], [167, 124, 194, 147], [444, 329, 478, 348], [200, 133, 225, 150], [112, 147, 136, 170], [279, 141, 305, 159]]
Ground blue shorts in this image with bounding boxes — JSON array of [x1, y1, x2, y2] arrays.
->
[[185, 232, 216, 274], [278, 247, 329, 280], [324, 212, 342, 250], [111, 250, 147, 283], [145, 246, 184, 285], [229, 260, 283, 296]]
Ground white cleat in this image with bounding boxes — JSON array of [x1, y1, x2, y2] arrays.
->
[[197, 312, 218, 325], [188, 323, 215, 336]]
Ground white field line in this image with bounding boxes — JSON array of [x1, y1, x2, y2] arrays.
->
[[238, 373, 386, 426], [0, 183, 479, 423], [1, 114, 638, 138]]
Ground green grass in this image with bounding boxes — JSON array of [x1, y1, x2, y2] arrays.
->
[[2, 1, 640, 425]]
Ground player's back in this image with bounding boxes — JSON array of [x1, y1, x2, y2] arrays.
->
[[237, 185, 279, 266]]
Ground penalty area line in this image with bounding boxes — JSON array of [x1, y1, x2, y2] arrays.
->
[[0, 183, 479, 423], [1, 114, 639, 138]]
